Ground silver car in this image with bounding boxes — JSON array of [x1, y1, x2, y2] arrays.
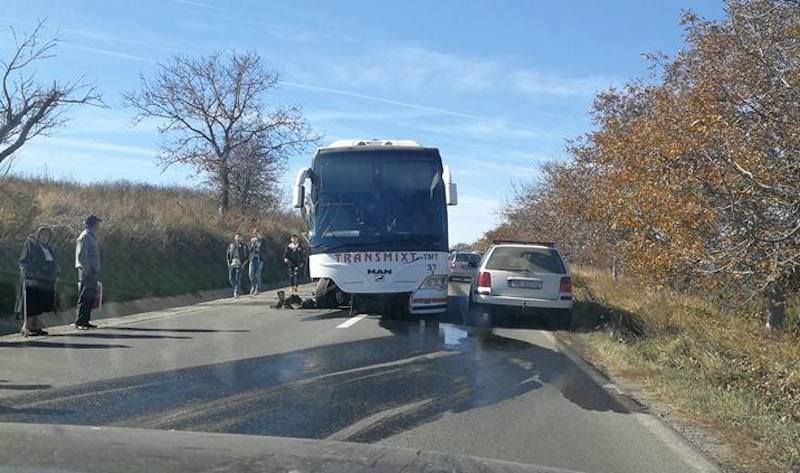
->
[[469, 241, 573, 328], [448, 251, 482, 281]]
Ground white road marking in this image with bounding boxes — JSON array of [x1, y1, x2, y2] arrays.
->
[[336, 314, 368, 328]]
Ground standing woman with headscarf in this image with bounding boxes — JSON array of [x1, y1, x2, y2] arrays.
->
[[17, 226, 59, 336]]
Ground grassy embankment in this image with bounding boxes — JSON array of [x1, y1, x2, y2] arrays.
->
[[0, 176, 302, 319], [569, 266, 800, 473]]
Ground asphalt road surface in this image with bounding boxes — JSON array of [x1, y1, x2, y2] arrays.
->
[[0, 282, 717, 473]]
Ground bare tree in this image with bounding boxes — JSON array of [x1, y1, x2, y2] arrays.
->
[[124, 51, 317, 215], [0, 20, 103, 166], [214, 129, 285, 214]]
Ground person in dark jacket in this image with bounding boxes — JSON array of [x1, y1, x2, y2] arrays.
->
[[17, 226, 58, 337], [283, 234, 304, 294], [74, 215, 102, 330], [226, 233, 248, 298], [248, 229, 264, 295]]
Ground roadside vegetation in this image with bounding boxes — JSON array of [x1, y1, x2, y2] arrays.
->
[[0, 176, 302, 318], [479, 1, 800, 471], [485, 0, 800, 334], [570, 267, 799, 473]]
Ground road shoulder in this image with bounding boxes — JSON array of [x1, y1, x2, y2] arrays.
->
[[555, 331, 731, 473]]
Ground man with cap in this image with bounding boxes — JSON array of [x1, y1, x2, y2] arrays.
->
[[74, 215, 102, 330]]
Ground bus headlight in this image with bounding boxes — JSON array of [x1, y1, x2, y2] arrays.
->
[[419, 274, 448, 291]]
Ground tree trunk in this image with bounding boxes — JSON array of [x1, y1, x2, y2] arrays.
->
[[611, 255, 619, 282], [766, 281, 786, 335], [219, 163, 230, 216]]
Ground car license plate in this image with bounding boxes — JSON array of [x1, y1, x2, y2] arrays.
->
[[509, 279, 542, 289]]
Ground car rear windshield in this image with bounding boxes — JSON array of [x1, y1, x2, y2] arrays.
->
[[485, 247, 566, 274], [455, 253, 480, 263]]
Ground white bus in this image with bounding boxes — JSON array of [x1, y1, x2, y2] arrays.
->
[[292, 139, 458, 318]]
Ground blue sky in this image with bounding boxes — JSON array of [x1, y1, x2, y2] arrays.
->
[[1, 0, 723, 243]]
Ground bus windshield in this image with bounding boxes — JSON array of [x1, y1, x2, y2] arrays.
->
[[309, 149, 448, 253]]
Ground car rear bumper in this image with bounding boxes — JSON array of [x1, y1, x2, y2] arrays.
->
[[448, 271, 474, 280], [410, 296, 449, 315], [473, 293, 573, 310]]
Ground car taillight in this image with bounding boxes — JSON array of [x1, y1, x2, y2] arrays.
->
[[449, 261, 456, 269], [477, 271, 492, 288], [560, 276, 572, 293]]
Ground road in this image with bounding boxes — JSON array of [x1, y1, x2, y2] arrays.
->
[[0, 282, 717, 473]]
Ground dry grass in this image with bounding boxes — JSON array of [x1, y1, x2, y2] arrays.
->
[[570, 266, 800, 473], [0, 176, 303, 318]]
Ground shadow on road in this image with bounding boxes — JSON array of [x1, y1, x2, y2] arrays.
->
[[0, 380, 51, 391], [48, 333, 192, 341], [107, 327, 250, 334], [0, 318, 632, 440], [0, 340, 130, 349]]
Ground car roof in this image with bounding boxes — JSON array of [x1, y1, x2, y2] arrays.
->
[[490, 243, 561, 251]]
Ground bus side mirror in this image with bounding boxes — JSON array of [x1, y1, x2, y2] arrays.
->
[[292, 185, 305, 208], [443, 165, 457, 206], [293, 167, 311, 208], [446, 182, 458, 206]]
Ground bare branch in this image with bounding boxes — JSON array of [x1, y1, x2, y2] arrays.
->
[[124, 50, 317, 214], [0, 19, 104, 166]]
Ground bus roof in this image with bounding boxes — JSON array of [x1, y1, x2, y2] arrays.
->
[[322, 139, 423, 150]]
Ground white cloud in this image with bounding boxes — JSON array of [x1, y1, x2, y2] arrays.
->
[[325, 46, 500, 94], [304, 108, 434, 124], [168, 0, 227, 12], [510, 70, 612, 97], [64, 28, 191, 54], [61, 43, 154, 63], [29, 137, 157, 158], [282, 81, 484, 120], [411, 119, 543, 142], [303, 44, 612, 101]]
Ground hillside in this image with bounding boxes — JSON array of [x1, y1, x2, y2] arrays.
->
[[0, 176, 303, 319]]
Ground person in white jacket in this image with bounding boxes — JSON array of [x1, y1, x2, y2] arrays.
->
[[74, 215, 101, 330]]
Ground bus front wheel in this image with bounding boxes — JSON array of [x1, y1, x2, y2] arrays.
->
[[314, 278, 341, 309]]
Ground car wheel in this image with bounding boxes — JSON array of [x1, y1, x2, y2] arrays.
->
[[549, 309, 573, 331]]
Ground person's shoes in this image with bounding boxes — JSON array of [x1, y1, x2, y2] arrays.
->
[[35, 329, 48, 336], [76, 325, 90, 331], [85, 323, 98, 329]]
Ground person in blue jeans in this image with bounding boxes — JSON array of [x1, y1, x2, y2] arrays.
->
[[226, 233, 248, 298], [248, 228, 264, 295]]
